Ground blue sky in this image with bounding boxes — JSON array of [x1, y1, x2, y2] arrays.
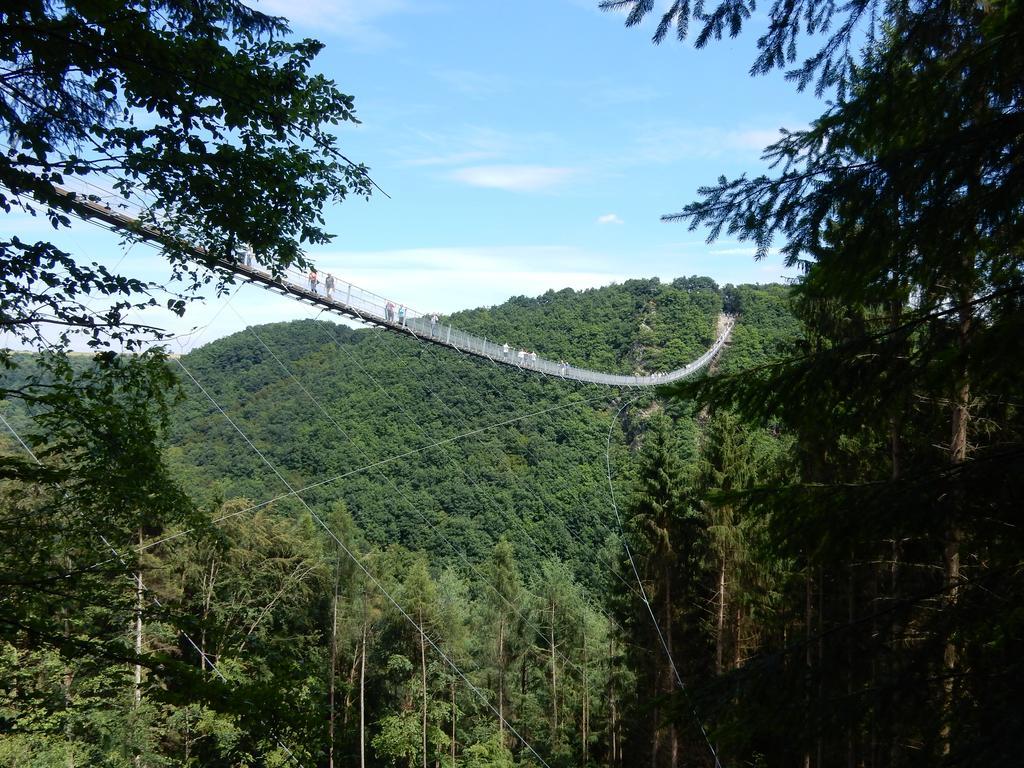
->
[[9, 0, 827, 351]]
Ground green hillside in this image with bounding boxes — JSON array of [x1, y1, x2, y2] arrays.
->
[[165, 279, 788, 582]]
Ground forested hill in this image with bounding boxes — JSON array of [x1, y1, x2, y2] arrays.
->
[[1, 277, 804, 767], [167, 278, 795, 581]]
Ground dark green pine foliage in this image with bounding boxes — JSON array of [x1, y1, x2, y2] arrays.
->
[[613, 0, 1024, 763], [615, 413, 712, 768]]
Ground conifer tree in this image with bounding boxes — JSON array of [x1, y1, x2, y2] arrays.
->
[[482, 537, 525, 749], [610, 0, 1024, 763], [618, 414, 710, 768]]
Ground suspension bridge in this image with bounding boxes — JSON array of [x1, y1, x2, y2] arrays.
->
[[54, 186, 734, 386]]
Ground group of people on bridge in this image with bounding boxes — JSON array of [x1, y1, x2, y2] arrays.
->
[[235, 252, 589, 377], [303, 268, 443, 338]]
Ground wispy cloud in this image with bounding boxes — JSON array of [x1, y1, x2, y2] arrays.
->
[[398, 126, 511, 167], [255, 0, 411, 48], [307, 245, 625, 313], [711, 244, 782, 257], [433, 69, 509, 97], [580, 83, 660, 108], [627, 122, 790, 163], [597, 213, 624, 225], [449, 165, 577, 192], [392, 125, 568, 172]]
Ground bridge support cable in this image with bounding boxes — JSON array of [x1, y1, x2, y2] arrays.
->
[[234, 310, 596, 680], [605, 399, 724, 768], [0, 411, 309, 768], [313, 312, 634, 589], [172, 358, 556, 768], [355, 317, 649, 609]]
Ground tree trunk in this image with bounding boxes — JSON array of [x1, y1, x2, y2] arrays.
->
[[200, 559, 216, 674], [716, 556, 726, 674], [608, 635, 618, 768], [816, 569, 824, 768], [420, 609, 428, 768], [804, 573, 813, 768], [942, 279, 972, 753], [328, 568, 340, 768], [360, 618, 367, 768], [134, 529, 144, 768], [847, 561, 856, 768], [344, 642, 360, 726], [550, 602, 558, 737], [450, 681, 456, 767], [63, 573, 75, 768], [665, 567, 676, 768], [134, 528, 144, 709], [498, 618, 505, 741], [652, 692, 661, 768], [582, 620, 589, 766]]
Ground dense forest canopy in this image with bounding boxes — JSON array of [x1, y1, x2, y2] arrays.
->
[[2, 279, 799, 766]]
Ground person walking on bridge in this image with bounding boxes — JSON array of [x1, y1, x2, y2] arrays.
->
[[398, 304, 406, 327], [503, 342, 510, 359], [324, 273, 335, 298], [430, 313, 438, 338], [308, 269, 318, 294], [386, 301, 395, 323]]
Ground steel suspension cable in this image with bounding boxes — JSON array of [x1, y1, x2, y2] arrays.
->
[[318, 314, 646, 630], [352, 326, 658, 661], [399, 326, 648, 594], [136, 373, 614, 558]]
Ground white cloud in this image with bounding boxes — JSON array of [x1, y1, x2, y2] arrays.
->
[[728, 129, 783, 150], [626, 122, 792, 164], [579, 83, 660, 108], [406, 149, 499, 167], [255, 0, 410, 47], [711, 245, 782, 257], [306, 245, 624, 316], [449, 165, 577, 192], [394, 125, 562, 170], [399, 126, 512, 167], [597, 213, 624, 225]]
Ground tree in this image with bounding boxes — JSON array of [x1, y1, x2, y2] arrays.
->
[[611, 0, 1024, 764], [0, 351, 200, 765], [2, 6, 370, 761], [2, 0, 371, 352], [617, 414, 710, 768], [481, 536, 524, 750]]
